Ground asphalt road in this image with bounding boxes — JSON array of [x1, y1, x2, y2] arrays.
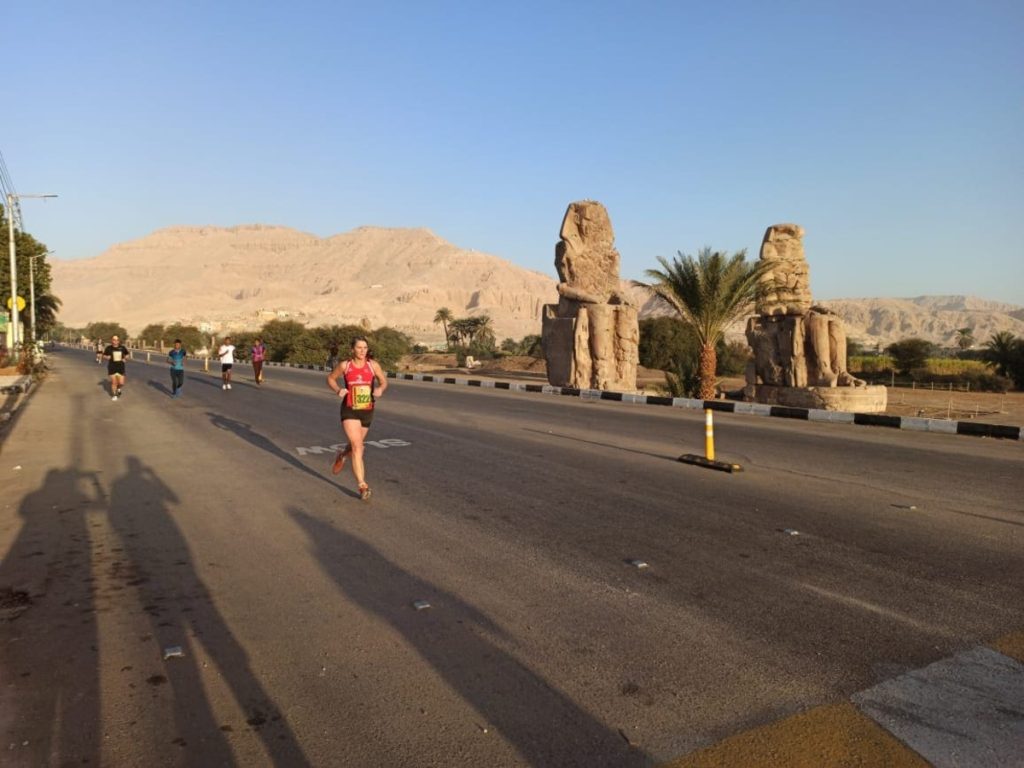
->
[[1, 348, 1021, 767]]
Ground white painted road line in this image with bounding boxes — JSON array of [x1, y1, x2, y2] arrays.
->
[[852, 646, 1024, 768]]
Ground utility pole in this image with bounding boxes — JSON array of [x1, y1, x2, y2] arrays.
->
[[6, 193, 57, 358]]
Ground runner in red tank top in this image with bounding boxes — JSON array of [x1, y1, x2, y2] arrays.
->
[[326, 336, 388, 500]]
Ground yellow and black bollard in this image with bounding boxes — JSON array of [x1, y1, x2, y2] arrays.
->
[[679, 408, 742, 473]]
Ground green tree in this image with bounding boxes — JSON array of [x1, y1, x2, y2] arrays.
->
[[139, 324, 166, 347], [448, 318, 473, 346], [521, 334, 543, 358], [0, 204, 61, 338], [638, 316, 699, 372], [716, 339, 750, 376], [639, 248, 768, 400], [885, 337, 935, 374], [286, 332, 328, 366], [164, 323, 207, 353], [981, 331, 1024, 387], [433, 307, 453, 351], [259, 319, 306, 362], [366, 326, 413, 370], [86, 321, 128, 343], [955, 327, 974, 351]]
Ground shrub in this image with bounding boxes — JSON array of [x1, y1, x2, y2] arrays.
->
[[886, 338, 935, 374]]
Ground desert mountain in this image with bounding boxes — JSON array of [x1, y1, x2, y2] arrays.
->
[[53, 224, 1023, 348], [52, 225, 556, 342]]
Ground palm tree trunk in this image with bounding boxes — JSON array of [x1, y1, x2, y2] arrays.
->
[[698, 343, 717, 400]]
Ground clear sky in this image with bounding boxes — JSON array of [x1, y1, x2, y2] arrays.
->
[[6, 1, 1023, 303]]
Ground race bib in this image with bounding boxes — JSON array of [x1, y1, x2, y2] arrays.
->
[[351, 384, 372, 410], [112, 350, 123, 362]]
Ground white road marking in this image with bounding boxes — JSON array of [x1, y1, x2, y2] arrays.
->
[[295, 439, 410, 456]]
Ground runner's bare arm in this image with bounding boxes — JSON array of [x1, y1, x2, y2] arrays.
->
[[326, 363, 348, 398], [371, 361, 388, 397]]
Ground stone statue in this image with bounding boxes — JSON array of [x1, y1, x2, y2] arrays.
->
[[745, 224, 886, 412], [541, 201, 639, 391]]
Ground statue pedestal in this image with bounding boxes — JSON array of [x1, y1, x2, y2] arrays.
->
[[744, 384, 887, 413]]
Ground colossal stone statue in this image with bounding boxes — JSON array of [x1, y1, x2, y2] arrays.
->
[[745, 224, 887, 412], [541, 201, 639, 391]]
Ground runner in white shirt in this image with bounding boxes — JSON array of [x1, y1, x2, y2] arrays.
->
[[217, 337, 236, 390]]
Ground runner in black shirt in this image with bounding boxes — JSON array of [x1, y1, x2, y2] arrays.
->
[[102, 335, 131, 401]]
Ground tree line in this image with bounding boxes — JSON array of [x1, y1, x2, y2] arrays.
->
[[57, 319, 415, 372]]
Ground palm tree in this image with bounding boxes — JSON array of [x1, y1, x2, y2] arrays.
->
[[433, 307, 453, 350], [955, 327, 974, 351], [981, 331, 1018, 378], [638, 247, 768, 400]]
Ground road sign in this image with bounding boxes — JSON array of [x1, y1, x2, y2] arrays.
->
[[5, 296, 26, 312]]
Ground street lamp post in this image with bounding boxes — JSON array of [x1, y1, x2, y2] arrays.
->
[[6, 192, 57, 359]]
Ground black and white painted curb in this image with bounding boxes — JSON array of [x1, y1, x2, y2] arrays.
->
[[381, 370, 1023, 441], [71, 348, 1022, 442]]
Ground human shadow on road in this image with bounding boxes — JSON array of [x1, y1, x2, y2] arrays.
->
[[206, 412, 352, 496], [0, 465, 103, 763], [289, 507, 648, 767], [146, 379, 173, 396], [107, 456, 311, 766]]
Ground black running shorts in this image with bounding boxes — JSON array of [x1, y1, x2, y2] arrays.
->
[[340, 405, 374, 428]]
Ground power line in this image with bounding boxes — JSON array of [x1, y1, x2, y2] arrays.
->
[[0, 148, 22, 228]]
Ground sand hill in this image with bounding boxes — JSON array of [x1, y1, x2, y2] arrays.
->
[[52, 224, 1023, 347]]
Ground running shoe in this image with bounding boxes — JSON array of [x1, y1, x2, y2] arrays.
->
[[358, 484, 372, 501], [331, 445, 351, 475], [222, 384, 227, 390], [111, 395, 118, 401]]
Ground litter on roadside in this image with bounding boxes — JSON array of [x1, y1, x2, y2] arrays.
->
[[627, 559, 649, 569], [162, 646, 185, 660], [781, 528, 800, 536], [412, 600, 431, 611]]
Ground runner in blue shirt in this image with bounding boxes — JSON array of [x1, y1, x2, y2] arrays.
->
[[167, 339, 187, 398]]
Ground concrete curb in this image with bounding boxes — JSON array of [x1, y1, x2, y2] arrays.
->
[[0, 375, 35, 426], [385, 371, 1023, 442]]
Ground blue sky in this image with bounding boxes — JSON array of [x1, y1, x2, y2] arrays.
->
[[6, 1, 1023, 303]]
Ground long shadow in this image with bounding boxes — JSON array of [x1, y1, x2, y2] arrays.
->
[[147, 379, 173, 396], [107, 456, 311, 766], [289, 507, 649, 767], [206, 412, 353, 496], [521, 427, 680, 463], [0, 401, 102, 766]]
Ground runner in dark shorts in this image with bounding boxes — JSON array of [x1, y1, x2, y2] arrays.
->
[[326, 337, 387, 500], [102, 335, 131, 401]]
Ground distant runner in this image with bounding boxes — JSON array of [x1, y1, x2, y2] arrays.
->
[[95, 339, 104, 364], [103, 335, 131, 401], [327, 337, 387, 501], [217, 336, 236, 390], [167, 339, 187, 398], [251, 337, 266, 385]]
